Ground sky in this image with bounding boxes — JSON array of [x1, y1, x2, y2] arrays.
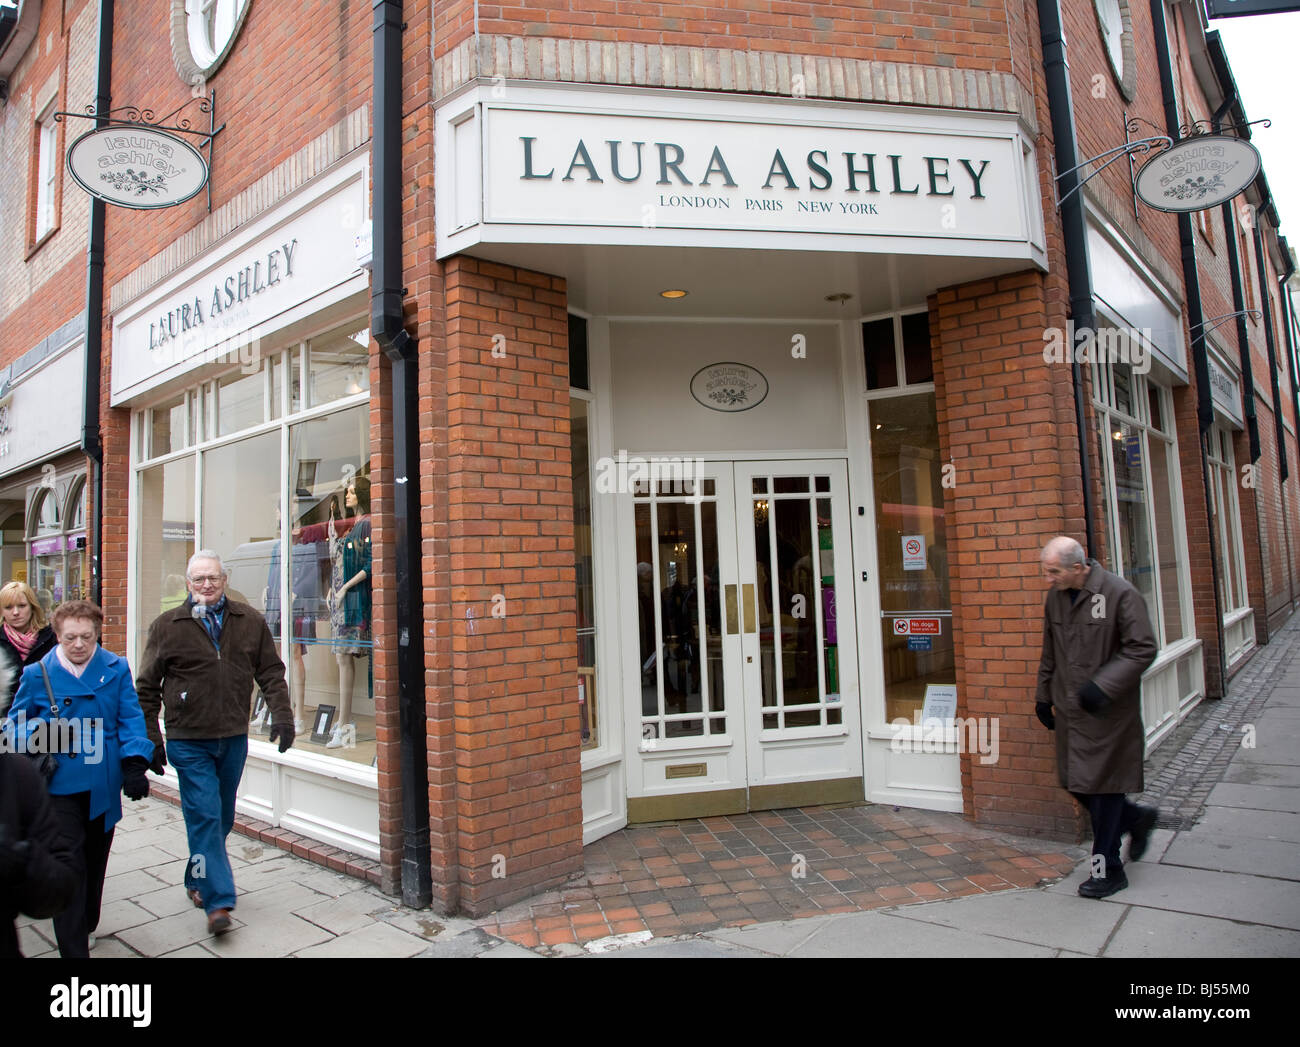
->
[[1211, 9, 1300, 254]]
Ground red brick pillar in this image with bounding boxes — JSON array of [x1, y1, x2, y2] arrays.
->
[[933, 271, 1088, 840], [435, 256, 583, 915]]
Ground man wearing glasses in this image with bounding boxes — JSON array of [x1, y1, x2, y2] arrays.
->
[[136, 550, 294, 936]]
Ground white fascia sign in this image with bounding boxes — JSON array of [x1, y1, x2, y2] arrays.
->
[[111, 153, 370, 406], [437, 84, 1044, 262]]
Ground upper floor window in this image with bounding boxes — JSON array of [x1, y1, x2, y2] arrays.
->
[[173, 0, 251, 85], [1094, 0, 1136, 102], [35, 105, 58, 241]]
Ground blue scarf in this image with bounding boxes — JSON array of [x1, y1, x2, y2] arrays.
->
[[188, 595, 228, 650]]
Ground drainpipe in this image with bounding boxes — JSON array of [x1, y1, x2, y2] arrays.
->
[[81, 0, 112, 607], [372, 0, 432, 910], [1151, 0, 1226, 697], [1036, 0, 1098, 558], [1283, 262, 1300, 610]]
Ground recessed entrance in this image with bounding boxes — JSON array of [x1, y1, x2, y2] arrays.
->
[[623, 458, 863, 820]]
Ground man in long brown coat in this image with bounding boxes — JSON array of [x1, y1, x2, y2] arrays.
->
[[1036, 536, 1159, 898]]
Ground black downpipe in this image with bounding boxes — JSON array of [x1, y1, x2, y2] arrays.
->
[[1036, 0, 1097, 557], [372, 0, 432, 909], [1252, 215, 1288, 483], [81, 0, 112, 607], [1151, 0, 1226, 696]]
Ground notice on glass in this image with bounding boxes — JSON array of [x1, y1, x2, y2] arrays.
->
[[921, 684, 958, 725], [902, 534, 926, 571]]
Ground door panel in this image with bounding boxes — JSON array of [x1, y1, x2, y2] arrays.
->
[[623, 458, 861, 809]]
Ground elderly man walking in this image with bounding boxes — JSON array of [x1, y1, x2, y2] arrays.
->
[[1036, 536, 1159, 898], [136, 550, 295, 935]]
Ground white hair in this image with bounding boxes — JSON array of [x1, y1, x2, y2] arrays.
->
[[1042, 536, 1086, 567], [186, 550, 226, 578]]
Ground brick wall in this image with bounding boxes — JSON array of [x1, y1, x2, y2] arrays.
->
[[436, 256, 583, 915]]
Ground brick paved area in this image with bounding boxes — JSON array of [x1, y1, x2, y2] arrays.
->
[[475, 803, 1084, 952]]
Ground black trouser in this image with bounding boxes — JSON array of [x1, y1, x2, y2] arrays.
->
[[1070, 792, 1145, 879], [48, 792, 114, 959]]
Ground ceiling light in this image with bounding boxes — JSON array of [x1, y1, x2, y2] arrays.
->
[[825, 293, 853, 302], [660, 289, 688, 299]]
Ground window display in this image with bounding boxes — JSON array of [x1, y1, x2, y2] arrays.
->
[[134, 321, 372, 766]]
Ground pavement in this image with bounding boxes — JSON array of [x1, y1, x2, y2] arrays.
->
[[16, 612, 1300, 958]]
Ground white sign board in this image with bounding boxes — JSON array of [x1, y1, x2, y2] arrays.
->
[[111, 155, 369, 405], [437, 85, 1044, 261], [67, 126, 208, 209], [902, 534, 927, 571], [0, 345, 87, 478], [1135, 135, 1261, 214], [921, 684, 958, 725]]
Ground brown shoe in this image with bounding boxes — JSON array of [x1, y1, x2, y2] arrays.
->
[[207, 909, 233, 936], [187, 888, 203, 909]]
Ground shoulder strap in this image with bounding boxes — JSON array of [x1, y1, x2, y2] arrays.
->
[[39, 660, 59, 718]]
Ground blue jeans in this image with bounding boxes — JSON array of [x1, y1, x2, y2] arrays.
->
[[168, 735, 248, 913]]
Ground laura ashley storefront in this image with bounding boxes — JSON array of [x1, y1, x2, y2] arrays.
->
[[110, 150, 380, 857], [438, 83, 1049, 840]]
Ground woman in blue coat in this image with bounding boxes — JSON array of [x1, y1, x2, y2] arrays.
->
[[4, 600, 155, 957]]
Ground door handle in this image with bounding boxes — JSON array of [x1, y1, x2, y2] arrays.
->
[[742, 583, 757, 634], [725, 584, 738, 634]]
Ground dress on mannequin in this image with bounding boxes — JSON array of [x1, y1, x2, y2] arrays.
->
[[326, 495, 371, 749], [265, 520, 325, 732]]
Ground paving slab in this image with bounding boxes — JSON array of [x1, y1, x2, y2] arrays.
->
[[156, 943, 218, 958], [115, 907, 225, 956], [412, 928, 500, 958], [135, 883, 204, 919], [288, 866, 374, 898], [292, 890, 396, 935], [234, 881, 329, 918], [293, 921, 429, 958], [99, 869, 166, 906], [92, 898, 158, 936], [1205, 783, 1300, 814], [223, 857, 302, 894], [88, 937, 142, 958], [105, 843, 180, 876], [109, 823, 191, 857], [1055, 862, 1300, 930], [704, 914, 836, 954], [1104, 905, 1300, 957], [374, 907, 452, 941], [1161, 833, 1300, 881], [878, 887, 1123, 954], [478, 939, 544, 957], [786, 909, 1058, 957], [1220, 762, 1297, 787], [604, 938, 767, 957], [204, 912, 335, 957], [1190, 806, 1300, 843], [17, 922, 55, 957]]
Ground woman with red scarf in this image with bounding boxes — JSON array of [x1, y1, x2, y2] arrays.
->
[[0, 581, 57, 717]]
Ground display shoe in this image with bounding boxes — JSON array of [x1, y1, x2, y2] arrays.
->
[[1077, 869, 1128, 899], [207, 909, 233, 936], [1127, 805, 1159, 862]]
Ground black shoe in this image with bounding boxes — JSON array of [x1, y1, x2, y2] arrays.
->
[[1078, 870, 1128, 899], [207, 909, 233, 936], [1128, 806, 1159, 862]]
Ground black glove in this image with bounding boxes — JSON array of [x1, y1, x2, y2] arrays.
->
[[268, 722, 295, 754], [149, 742, 167, 776], [1035, 701, 1055, 731], [0, 824, 30, 887], [121, 756, 151, 801], [1079, 679, 1110, 716]]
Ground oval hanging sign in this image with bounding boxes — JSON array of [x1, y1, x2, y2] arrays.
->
[[1135, 135, 1261, 213], [690, 362, 769, 413], [66, 126, 208, 209]]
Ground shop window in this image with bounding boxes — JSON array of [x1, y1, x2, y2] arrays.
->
[[868, 390, 953, 723], [571, 396, 598, 749], [34, 104, 58, 242], [133, 320, 372, 767], [1093, 360, 1192, 649], [306, 326, 370, 408], [1208, 426, 1248, 614], [862, 311, 931, 392]]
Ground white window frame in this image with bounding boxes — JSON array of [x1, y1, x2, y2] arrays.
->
[[35, 104, 58, 241]]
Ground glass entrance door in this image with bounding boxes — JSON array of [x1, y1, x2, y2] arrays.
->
[[623, 459, 861, 817]]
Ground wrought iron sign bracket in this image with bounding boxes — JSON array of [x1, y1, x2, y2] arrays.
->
[[54, 91, 226, 212], [1053, 132, 1173, 211], [1192, 310, 1263, 338]]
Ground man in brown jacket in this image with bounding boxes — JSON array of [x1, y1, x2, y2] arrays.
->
[[136, 550, 294, 935], [1036, 536, 1159, 898]]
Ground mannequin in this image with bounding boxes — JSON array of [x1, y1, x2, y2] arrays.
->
[[265, 505, 324, 730], [326, 476, 371, 748]]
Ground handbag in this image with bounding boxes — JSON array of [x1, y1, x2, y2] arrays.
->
[[25, 662, 62, 785]]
